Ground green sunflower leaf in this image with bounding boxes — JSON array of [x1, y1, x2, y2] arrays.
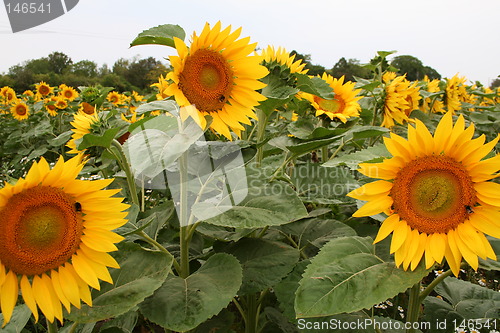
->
[[130, 24, 186, 48], [139, 253, 242, 332], [219, 238, 300, 295], [64, 243, 173, 323], [295, 236, 430, 318], [322, 143, 391, 170], [423, 277, 500, 331]]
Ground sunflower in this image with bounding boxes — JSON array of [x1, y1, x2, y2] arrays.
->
[[1, 86, 17, 105], [259, 46, 308, 74], [163, 21, 268, 139], [59, 85, 79, 101], [78, 102, 97, 116], [67, 112, 100, 154], [131, 91, 144, 102], [10, 101, 29, 120], [106, 92, 127, 106], [0, 154, 128, 325], [381, 74, 421, 128], [55, 98, 69, 110], [301, 73, 362, 123], [348, 112, 500, 276], [44, 97, 59, 117], [151, 75, 170, 100], [420, 76, 445, 114], [35, 81, 53, 97]]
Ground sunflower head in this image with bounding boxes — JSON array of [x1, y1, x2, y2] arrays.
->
[[301, 73, 362, 123], [348, 112, 500, 275], [259, 46, 308, 75], [10, 101, 29, 120], [382, 75, 421, 128], [59, 85, 79, 101], [44, 97, 59, 116], [35, 81, 54, 97], [1, 87, 17, 105], [66, 112, 101, 154], [55, 98, 69, 110], [163, 21, 268, 139], [0, 154, 128, 325]]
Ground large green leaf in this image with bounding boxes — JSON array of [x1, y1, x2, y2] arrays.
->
[[0, 305, 31, 332], [290, 163, 359, 204], [322, 144, 391, 170], [221, 238, 299, 294], [295, 236, 430, 318], [423, 277, 500, 332], [295, 74, 334, 99], [139, 253, 242, 332], [200, 161, 308, 228], [130, 24, 185, 48], [65, 243, 173, 323]]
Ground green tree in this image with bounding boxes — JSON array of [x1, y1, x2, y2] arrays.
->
[[71, 60, 98, 77], [490, 77, 500, 89], [290, 50, 326, 76], [331, 57, 372, 82], [48, 51, 73, 74], [390, 55, 441, 81]]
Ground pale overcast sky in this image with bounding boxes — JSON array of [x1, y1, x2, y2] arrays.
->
[[1, 0, 499, 86]]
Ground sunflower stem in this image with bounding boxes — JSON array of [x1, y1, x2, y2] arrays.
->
[[418, 268, 454, 303], [138, 230, 181, 275], [109, 140, 140, 207], [46, 319, 58, 333], [178, 152, 191, 278], [255, 109, 268, 166], [406, 282, 421, 333]]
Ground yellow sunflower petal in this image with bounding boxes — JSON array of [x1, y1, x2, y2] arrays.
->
[[429, 233, 446, 264], [475, 182, 500, 207], [373, 214, 401, 243], [0, 271, 19, 326], [410, 232, 427, 270], [352, 195, 393, 217], [390, 222, 410, 253], [347, 180, 393, 201], [32, 275, 55, 323], [20, 275, 39, 322]]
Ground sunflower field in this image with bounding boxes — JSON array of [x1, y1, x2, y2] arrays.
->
[[1, 22, 500, 333]]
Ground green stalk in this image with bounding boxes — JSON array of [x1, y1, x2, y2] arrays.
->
[[244, 294, 258, 333], [418, 268, 454, 303], [178, 152, 190, 278], [109, 140, 139, 207], [46, 319, 58, 333], [138, 230, 181, 275], [255, 109, 268, 166], [406, 282, 421, 333]]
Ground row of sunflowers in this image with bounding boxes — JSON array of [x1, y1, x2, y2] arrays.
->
[[0, 21, 500, 333]]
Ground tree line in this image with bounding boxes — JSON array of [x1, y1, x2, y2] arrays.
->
[[2, 50, 498, 92], [0, 51, 169, 93]]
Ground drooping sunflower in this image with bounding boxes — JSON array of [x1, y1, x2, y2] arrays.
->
[[67, 112, 100, 154], [106, 91, 127, 106], [0, 154, 128, 325], [420, 76, 445, 114], [55, 98, 69, 110], [348, 112, 500, 275], [44, 97, 59, 117], [259, 46, 308, 74], [302, 73, 362, 123], [163, 21, 269, 139], [151, 75, 170, 100], [1, 86, 17, 105], [382, 74, 421, 128], [79, 102, 97, 116], [10, 101, 29, 120], [59, 85, 79, 101], [35, 81, 53, 97]]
